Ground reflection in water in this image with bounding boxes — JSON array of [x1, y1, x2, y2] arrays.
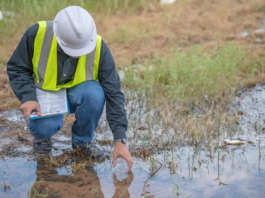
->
[[112, 172, 134, 198], [29, 154, 104, 198], [27, 153, 134, 198], [0, 136, 264, 198]]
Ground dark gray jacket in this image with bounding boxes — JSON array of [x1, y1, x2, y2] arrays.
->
[[7, 23, 127, 140]]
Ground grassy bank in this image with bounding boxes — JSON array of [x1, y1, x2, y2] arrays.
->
[[123, 42, 249, 106], [123, 42, 264, 148]]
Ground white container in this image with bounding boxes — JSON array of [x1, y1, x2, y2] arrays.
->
[[0, 11, 3, 20], [160, 0, 176, 5]]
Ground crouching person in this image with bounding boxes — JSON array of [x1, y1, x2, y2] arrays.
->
[[7, 6, 133, 171]]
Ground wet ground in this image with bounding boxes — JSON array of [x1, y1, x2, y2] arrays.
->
[[0, 85, 265, 198]]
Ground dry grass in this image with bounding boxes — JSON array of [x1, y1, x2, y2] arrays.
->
[[97, 0, 265, 65], [0, 67, 19, 111]]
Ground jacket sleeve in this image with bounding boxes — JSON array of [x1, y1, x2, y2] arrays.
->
[[98, 40, 128, 140], [7, 24, 39, 104]]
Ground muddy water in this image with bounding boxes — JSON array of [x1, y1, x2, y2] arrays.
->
[[0, 85, 265, 198]]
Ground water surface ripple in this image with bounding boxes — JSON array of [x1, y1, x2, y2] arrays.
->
[[0, 85, 264, 198]]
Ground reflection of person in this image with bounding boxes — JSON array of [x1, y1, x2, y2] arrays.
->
[[112, 172, 134, 198], [28, 154, 134, 198], [29, 155, 105, 198], [7, 6, 132, 170]]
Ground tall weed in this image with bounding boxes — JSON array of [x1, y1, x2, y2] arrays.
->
[[123, 42, 247, 106]]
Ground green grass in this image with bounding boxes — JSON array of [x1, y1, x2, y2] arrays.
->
[[123, 42, 254, 107], [0, 0, 157, 18], [0, 0, 157, 39], [121, 42, 264, 147]]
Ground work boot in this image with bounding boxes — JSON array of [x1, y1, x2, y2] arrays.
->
[[72, 142, 110, 161], [33, 138, 52, 154]]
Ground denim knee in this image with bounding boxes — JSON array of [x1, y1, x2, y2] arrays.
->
[[68, 81, 105, 145], [28, 115, 63, 140], [68, 80, 105, 113], [82, 82, 105, 112]]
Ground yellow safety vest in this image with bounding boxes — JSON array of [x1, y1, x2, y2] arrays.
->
[[32, 21, 102, 91]]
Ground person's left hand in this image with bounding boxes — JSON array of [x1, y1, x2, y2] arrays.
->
[[112, 142, 133, 171]]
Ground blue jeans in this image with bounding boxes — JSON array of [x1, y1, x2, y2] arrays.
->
[[28, 80, 105, 146]]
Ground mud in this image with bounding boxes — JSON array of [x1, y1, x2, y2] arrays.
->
[[0, 85, 264, 198]]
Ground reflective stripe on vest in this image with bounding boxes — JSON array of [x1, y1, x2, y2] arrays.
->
[[32, 21, 102, 91]]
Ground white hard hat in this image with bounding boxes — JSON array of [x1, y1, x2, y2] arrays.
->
[[53, 6, 97, 57]]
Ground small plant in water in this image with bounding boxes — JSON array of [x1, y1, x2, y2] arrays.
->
[[27, 180, 48, 198], [172, 182, 187, 198]]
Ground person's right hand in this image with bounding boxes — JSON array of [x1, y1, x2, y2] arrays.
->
[[20, 101, 40, 122]]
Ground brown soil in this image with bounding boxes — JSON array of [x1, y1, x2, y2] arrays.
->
[[0, 0, 265, 111]]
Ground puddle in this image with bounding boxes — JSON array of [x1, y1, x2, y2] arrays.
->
[[0, 109, 25, 124], [0, 85, 265, 197]]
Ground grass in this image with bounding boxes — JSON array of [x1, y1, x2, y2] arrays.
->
[[122, 41, 264, 149], [28, 181, 48, 198], [0, 0, 155, 14], [0, 0, 157, 21], [123, 42, 251, 107], [0, 0, 157, 46], [111, 25, 150, 44]]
